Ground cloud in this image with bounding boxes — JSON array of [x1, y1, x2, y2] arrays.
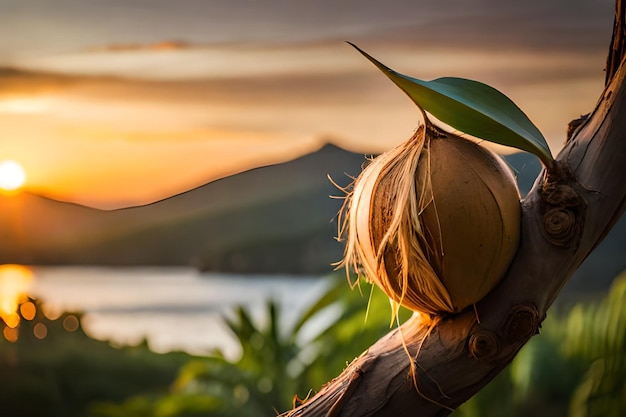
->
[[85, 40, 194, 53], [0, 68, 84, 96], [0, 35, 608, 208]]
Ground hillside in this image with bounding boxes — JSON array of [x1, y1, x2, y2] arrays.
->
[[0, 192, 107, 263], [0, 144, 623, 285], [0, 143, 367, 273]]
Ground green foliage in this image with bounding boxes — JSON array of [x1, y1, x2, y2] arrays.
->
[[11, 271, 624, 416], [563, 274, 626, 417], [94, 272, 626, 416], [93, 274, 411, 417], [349, 43, 554, 166], [0, 298, 191, 417]]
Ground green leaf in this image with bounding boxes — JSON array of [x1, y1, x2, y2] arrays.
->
[[349, 42, 554, 166], [291, 276, 346, 336]]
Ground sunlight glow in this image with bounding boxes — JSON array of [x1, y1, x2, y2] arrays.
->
[[0, 265, 34, 328], [0, 160, 26, 191], [0, 98, 49, 114]]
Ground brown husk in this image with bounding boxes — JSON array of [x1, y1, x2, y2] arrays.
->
[[341, 122, 521, 316]]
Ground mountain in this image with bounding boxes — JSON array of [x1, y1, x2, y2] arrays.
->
[[0, 145, 623, 287], [0, 192, 106, 263], [0, 143, 368, 274]]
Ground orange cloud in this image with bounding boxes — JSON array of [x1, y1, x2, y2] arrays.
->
[[86, 40, 194, 53], [0, 41, 607, 209]]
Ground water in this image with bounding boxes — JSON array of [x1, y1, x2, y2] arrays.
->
[[26, 266, 328, 358]]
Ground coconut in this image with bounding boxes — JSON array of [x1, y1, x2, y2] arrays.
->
[[341, 123, 521, 316]]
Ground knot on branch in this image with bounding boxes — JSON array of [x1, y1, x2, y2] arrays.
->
[[540, 178, 586, 248], [502, 304, 540, 345], [543, 208, 576, 246], [468, 330, 500, 361]]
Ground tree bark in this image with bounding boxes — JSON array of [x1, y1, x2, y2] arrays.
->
[[607, 0, 626, 85], [280, 2, 626, 416]]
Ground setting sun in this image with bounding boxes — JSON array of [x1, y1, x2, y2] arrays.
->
[[0, 160, 26, 191]]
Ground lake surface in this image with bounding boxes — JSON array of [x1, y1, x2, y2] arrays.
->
[[26, 266, 329, 359]]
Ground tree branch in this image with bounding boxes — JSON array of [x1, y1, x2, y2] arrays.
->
[[606, 0, 626, 85], [281, 4, 626, 416]]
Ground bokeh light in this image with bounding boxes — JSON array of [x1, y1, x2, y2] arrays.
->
[[3, 312, 20, 329], [41, 303, 63, 321], [3, 326, 18, 343], [20, 301, 37, 321], [33, 323, 48, 340], [63, 315, 79, 332]]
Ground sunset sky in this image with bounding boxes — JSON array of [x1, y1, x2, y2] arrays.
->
[[0, 0, 615, 208]]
